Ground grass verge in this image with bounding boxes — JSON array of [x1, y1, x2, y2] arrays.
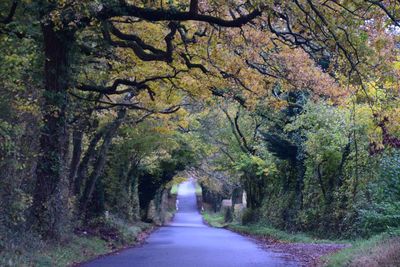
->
[[228, 223, 341, 244], [0, 220, 153, 267], [202, 212, 226, 228], [323, 233, 400, 267], [202, 211, 339, 243]]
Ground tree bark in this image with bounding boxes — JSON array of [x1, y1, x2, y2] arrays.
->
[[74, 127, 105, 196], [127, 161, 140, 221], [295, 158, 305, 210], [79, 109, 127, 217], [32, 23, 73, 239], [69, 129, 83, 194]]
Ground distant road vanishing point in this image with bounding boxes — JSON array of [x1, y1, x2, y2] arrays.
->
[[83, 180, 298, 267]]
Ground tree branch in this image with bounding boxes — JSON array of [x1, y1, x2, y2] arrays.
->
[[77, 70, 183, 95], [234, 108, 255, 154], [98, 3, 262, 28], [102, 21, 178, 62], [189, 0, 199, 14], [366, 0, 400, 26], [180, 52, 208, 73], [0, 1, 18, 24], [221, 107, 253, 155]]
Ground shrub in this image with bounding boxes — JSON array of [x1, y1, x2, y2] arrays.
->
[[241, 209, 258, 225]]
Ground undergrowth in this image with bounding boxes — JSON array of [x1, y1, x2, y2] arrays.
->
[[0, 216, 152, 267]]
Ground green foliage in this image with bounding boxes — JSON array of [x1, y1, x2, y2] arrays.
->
[[358, 202, 400, 235], [202, 212, 226, 228], [376, 151, 400, 202], [0, 6, 40, 236], [236, 155, 276, 178], [286, 102, 350, 169], [31, 236, 109, 267], [356, 151, 400, 236], [170, 184, 180, 195], [0, 217, 152, 267], [196, 100, 398, 239], [241, 209, 257, 225], [102, 119, 198, 222], [0, 235, 109, 267], [228, 222, 342, 244]]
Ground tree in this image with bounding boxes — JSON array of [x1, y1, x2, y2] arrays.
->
[[16, 0, 263, 239]]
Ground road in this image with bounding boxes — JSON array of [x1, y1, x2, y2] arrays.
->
[[83, 180, 298, 267]]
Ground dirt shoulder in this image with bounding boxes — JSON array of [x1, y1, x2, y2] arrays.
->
[[235, 230, 349, 267]]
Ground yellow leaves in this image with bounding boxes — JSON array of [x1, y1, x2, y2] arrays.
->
[[382, 107, 400, 137], [15, 102, 40, 116], [149, 107, 193, 135], [153, 126, 174, 135], [268, 98, 287, 110], [355, 104, 383, 144], [180, 75, 201, 89], [394, 60, 400, 71], [178, 118, 190, 129]]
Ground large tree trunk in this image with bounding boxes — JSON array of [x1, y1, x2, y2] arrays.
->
[[127, 162, 140, 221], [130, 172, 141, 221], [79, 109, 127, 217], [74, 128, 105, 196], [32, 24, 73, 240], [69, 129, 83, 193], [294, 157, 305, 211], [231, 186, 243, 206]]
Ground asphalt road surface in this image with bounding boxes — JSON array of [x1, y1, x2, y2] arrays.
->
[[83, 180, 298, 267]]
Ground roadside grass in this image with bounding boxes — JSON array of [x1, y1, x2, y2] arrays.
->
[[228, 223, 338, 244], [202, 211, 340, 244], [0, 220, 153, 267], [323, 233, 400, 267], [202, 212, 226, 228], [0, 235, 109, 267], [34, 236, 109, 267]]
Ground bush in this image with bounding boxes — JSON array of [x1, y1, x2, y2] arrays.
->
[[359, 202, 400, 236], [356, 152, 400, 237], [241, 209, 257, 225]]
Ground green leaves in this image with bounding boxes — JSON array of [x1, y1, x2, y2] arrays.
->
[[286, 102, 350, 167], [236, 154, 276, 178]]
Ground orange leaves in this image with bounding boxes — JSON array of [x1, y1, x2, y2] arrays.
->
[[270, 47, 345, 101]]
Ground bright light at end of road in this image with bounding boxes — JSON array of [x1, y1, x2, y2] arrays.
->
[[178, 181, 196, 196]]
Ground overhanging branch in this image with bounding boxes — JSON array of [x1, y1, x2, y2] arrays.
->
[[0, 1, 18, 24], [97, 3, 262, 28]]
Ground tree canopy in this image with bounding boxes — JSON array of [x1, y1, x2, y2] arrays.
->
[[1, 1, 400, 264]]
